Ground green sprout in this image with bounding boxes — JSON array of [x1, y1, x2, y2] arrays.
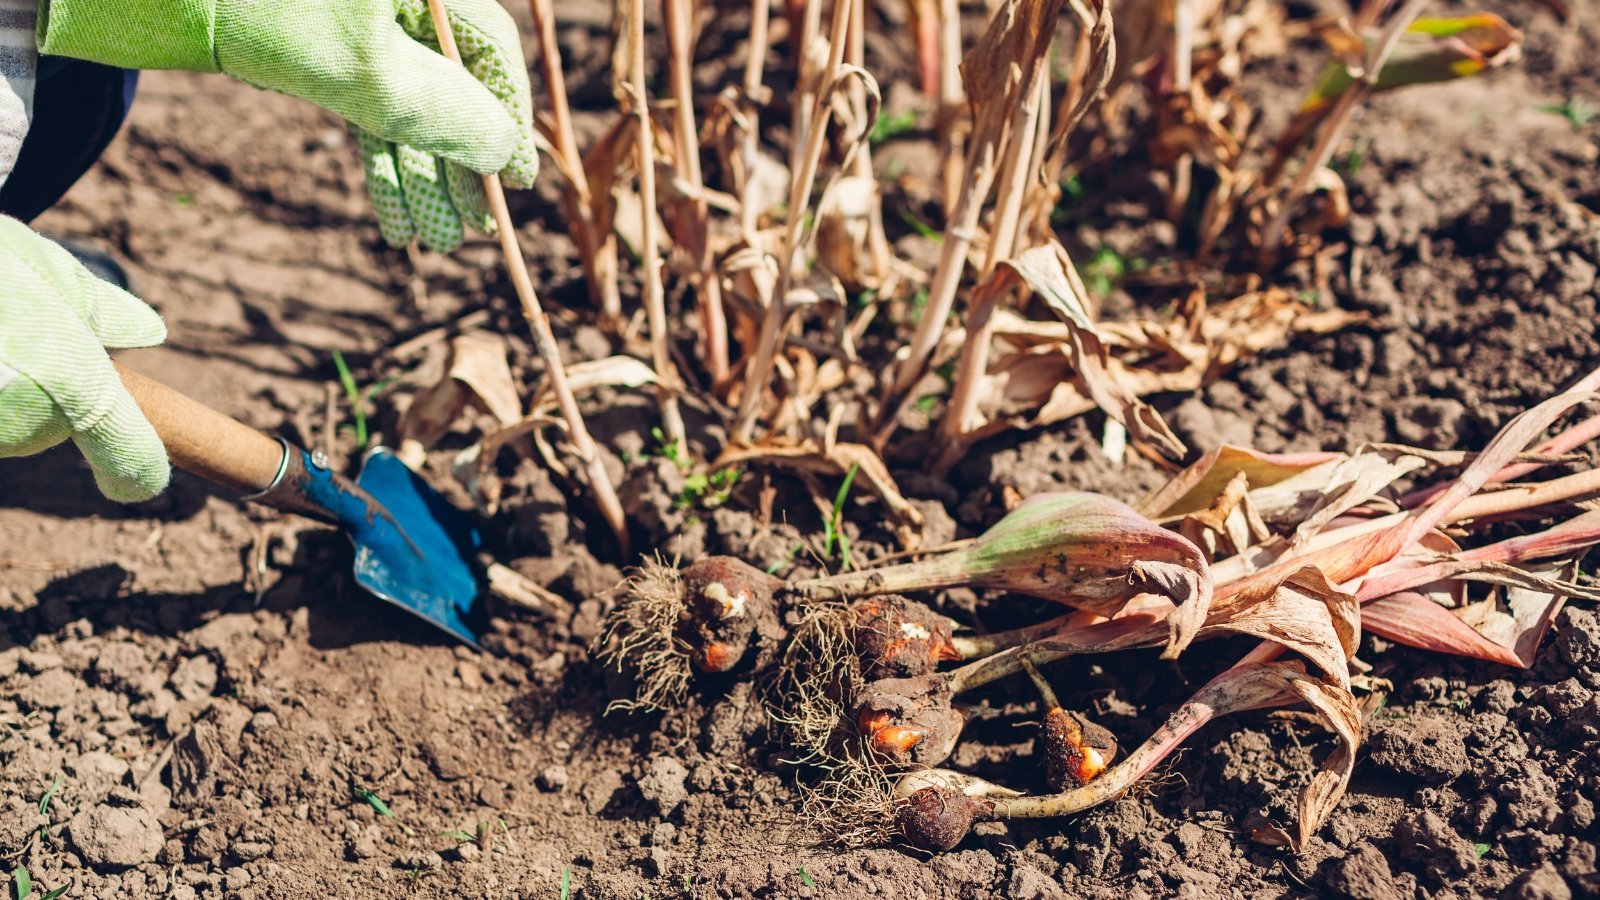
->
[[909, 287, 931, 315], [798, 866, 816, 887], [331, 351, 393, 452], [870, 109, 920, 144], [765, 542, 805, 575], [560, 866, 571, 900], [1084, 247, 1128, 297], [821, 463, 861, 568], [11, 867, 69, 900], [1051, 174, 1087, 221], [32, 774, 62, 846], [678, 468, 740, 510], [898, 207, 943, 242], [648, 427, 688, 469], [354, 787, 394, 818], [1540, 96, 1596, 129], [1474, 842, 1491, 858]]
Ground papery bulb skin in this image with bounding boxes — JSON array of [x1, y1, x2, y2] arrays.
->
[[897, 786, 991, 852], [851, 595, 962, 680]]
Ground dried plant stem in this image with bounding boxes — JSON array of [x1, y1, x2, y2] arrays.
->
[[665, 0, 731, 384], [789, 0, 826, 182], [528, 0, 623, 325], [1166, 0, 1195, 223], [937, 73, 1047, 455], [936, 0, 965, 216], [847, 0, 892, 280], [872, 143, 998, 442], [1260, 0, 1429, 261], [1400, 412, 1600, 509], [732, 0, 854, 443], [424, 0, 629, 554], [948, 612, 1080, 659], [629, 0, 689, 450], [737, 0, 772, 240]]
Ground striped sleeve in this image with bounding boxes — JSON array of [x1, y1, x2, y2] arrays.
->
[[0, 0, 36, 188]]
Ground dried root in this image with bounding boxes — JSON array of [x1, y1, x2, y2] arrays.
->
[[793, 741, 903, 849], [596, 556, 692, 713]]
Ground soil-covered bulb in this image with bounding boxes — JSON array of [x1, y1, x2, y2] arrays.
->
[[678, 556, 781, 673], [896, 786, 992, 852]]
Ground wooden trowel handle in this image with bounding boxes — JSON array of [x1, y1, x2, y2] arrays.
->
[[115, 361, 286, 495]]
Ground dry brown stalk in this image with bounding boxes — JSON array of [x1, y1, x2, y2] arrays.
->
[[873, 0, 1069, 447], [1260, 0, 1430, 260], [731, 0, 856, 443], [937, 73, 1047, 453], [528, 0, 623, 325], [627, 0, 689, 451], [1166, 0, 1195, 223], [737, 0, 774, 241], [846, 0, 892, 282], [664, 0, 731, 384], [422, 0, 629, 554], [936, 0, 966, 216]]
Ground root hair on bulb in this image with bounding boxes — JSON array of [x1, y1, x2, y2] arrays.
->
[[596, 555, 693, 713], [768, 600, 862, 762]]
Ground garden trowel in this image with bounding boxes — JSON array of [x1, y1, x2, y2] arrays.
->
[[115, 362, 485, 647]]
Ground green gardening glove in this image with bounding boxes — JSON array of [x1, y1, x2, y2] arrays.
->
[[37, 0, 540, 252], [0, 217, 170, 501]]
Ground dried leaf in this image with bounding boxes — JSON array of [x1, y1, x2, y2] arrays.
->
[[1289, 447, 1427, 544], [715, 441, 926, 549], [447, 334, 522, 425], [531, 356, 658, 412], [395, 333, 522, 467], [1202, 566, 1359, 688], [815, 175, 883, 289], [1140, 446, 1343, 518], [999, 245, 1185, 460], [1276, 664, 1361, 848], [1361, 590, 1527, 667]]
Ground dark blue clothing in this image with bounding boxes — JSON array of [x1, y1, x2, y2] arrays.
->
[[0, 58, 136, 222]]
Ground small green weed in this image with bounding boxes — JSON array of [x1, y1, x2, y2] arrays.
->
[[870, 109, 920, 144], [354, 787, 394, 818], [898, 207, 943, 242], [561, 866, 572, 900], [798, 866, 815, 888], [354, 786, 414, 835], [1474, 842, 1491, 858], [11, 866, 69, 900], [766, 542, 805, 575], [331, 351, 393, 452], [677, 468, 740, 510], [1540, 96, 1596, 129], [648, 427, 688, 469], [1084, 247, 1125, 296], [821, 463, 861, 568]]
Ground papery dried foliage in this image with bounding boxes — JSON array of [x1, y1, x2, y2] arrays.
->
[[960, 289, 1365, 447], [396, 333, 522, 467], [716, 440, 925, 548]]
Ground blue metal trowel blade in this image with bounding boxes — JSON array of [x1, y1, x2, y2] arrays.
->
[[352, 448, 485, 647]]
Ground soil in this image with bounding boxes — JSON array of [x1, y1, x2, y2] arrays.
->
[[4, 0, 1600, 898]]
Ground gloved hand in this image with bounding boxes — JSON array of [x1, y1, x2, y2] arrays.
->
[[0, 216, 170, 501], [37, 0, 540, 252]]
